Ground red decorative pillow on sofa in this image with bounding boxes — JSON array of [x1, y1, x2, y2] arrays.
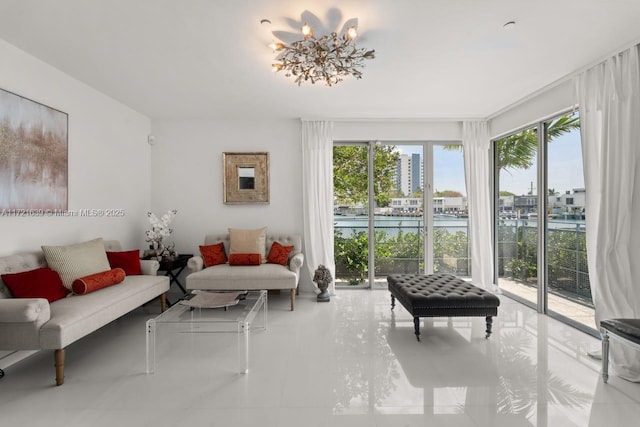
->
[[228, 253, 261, 266], [200, 242, 227, 267], [1, 267, 70, 303], [267, 241, 294, 266], [72, 268, 126, 295], [106, 250, 142, 275]]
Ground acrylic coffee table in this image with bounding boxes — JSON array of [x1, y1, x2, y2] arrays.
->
[[146, 290, 267, 374]]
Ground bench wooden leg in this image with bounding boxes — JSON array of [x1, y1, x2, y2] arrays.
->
[[414, 317, 420, 341], [485, 316, 493, 339], [54, 349, 65, 386], [290, 289, 295, 311], [160, 293, 167, 312]]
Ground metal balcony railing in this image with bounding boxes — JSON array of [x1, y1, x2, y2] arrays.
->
[[334, 218, 592, 309]]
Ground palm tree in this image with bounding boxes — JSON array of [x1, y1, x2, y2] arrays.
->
[[445, 113, 580, 172], [496, 114, 580, 172]]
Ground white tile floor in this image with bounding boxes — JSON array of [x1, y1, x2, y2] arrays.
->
[[1, 290, 639, 427], [498, 278, 597, 331]]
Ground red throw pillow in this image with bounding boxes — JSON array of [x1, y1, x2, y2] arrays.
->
[[106, 250, 142, 275], [1, 267, 69, 303], [72, 268, 126, 295], [267, 241, 294, 266], [228, 253, 261, 266], [200, 242, 227, 267]]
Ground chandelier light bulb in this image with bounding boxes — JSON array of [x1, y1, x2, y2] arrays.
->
[[347, 26, 357, 39], [269, 41, 284, 52], [272, 63, 283, 72], [301, 23, 312, 37]]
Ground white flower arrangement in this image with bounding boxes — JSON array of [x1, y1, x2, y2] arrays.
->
[[145, 209, 178, 245]]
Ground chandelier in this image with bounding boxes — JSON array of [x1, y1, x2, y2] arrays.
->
[[270, 22, 375, 86]]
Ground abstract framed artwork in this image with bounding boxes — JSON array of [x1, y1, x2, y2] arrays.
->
[[223, 152, 269, 204], [0, 88, 68, 210]]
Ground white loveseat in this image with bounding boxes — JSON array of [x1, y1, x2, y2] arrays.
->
[[186, 233, 304, 310], [0, 240, 169, 385]]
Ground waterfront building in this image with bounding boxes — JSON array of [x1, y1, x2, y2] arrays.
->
[[434, 196, 466, 214], [391, 197, 421, 213], [390, 196, 467, 214], [549, 188, 586, 217], [499, 188, 586, 219]]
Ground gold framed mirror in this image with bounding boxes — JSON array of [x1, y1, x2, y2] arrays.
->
[[223, 152, 269, 204]]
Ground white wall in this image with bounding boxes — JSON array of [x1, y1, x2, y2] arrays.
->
[[0, 39, 152, 255], [149, 118, 303, 256]]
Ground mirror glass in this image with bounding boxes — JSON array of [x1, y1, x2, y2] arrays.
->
[[238, 166, 255, 189]]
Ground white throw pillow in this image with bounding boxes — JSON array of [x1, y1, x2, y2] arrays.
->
[[228, 227, 267, 263], [42, 238, 111, 290]]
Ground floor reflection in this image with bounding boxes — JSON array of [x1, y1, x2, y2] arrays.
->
[[340, 292, 631, 426]]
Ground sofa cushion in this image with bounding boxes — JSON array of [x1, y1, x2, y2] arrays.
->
[[39, 275, 170, 349], [229, 227, 267, 262], [72, 268, 126, 295], [229, 253, 261, 266], [1, 267, 69, 303], [106, 250, 142, 275], [42, 238, 111, 289], [267, 241, 294, 266], [187, 263, 297, 291], [200, 242, 227, 267]]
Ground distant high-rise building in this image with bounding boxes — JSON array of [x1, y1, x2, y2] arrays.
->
[[396, 153, 423, 196], [411, 153, 421, 193], [396, 154, 411, 196]]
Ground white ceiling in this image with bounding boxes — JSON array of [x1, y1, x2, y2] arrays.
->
[[1, 0, 639, 121]]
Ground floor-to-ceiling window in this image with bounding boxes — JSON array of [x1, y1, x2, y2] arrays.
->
[[495, 124, 539, 308], [433, 144, 470, 277], [333, 142, 468, 289], [373, 144, 425, 289], [334, 143, 371, 288], [494, 111, 594, 335], [544, 112, 592, 331]]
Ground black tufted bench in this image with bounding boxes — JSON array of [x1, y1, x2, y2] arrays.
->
[[387, 273, 500, 341]]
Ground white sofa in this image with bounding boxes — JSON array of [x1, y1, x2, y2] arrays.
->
[[0, 240, 169, 385], [186, 233, 304, 310]]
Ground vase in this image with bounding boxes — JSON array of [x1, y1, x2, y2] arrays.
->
[[150, 240, 165, 261], [159, 244, 168, 260]]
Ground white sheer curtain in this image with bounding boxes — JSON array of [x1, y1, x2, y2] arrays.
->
[[301, 120, 336, 295], [462, 121, 496, 291], [577, 44, 640, 381]]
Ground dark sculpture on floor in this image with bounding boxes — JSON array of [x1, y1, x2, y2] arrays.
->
[[313, 265, 332, 302]]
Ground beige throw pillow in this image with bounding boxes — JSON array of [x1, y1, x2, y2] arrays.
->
[[42, 237, 111, 290], [228, 227, 267, 263]]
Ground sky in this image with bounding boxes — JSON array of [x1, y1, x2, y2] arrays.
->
[[499, 130, 584, 196], [396, 126, 584, 197], [397, 143, 467, 196]]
